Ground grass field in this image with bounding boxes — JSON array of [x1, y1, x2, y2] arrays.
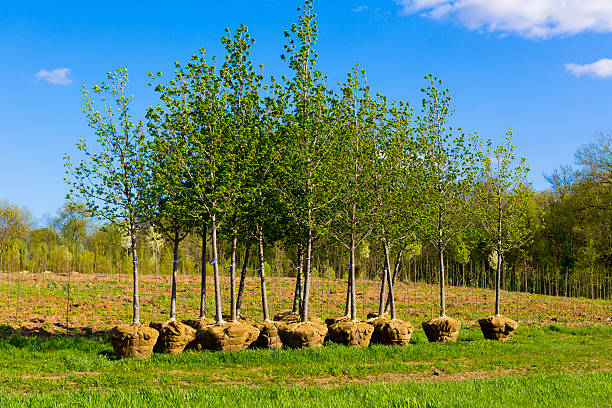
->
[[0, 325, 610, 406], [0, 272, 610, 407]]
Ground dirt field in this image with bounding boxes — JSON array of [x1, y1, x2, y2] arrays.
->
[[0, 271, 609, 336]]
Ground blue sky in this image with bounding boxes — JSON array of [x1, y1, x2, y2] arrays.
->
[[1, 0, 611, 221]]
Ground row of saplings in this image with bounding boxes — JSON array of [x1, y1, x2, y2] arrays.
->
[[108, 310, 519, 359]]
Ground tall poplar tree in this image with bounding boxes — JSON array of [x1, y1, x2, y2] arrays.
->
[[418, 76, 477, 339], [65, 68, 150, 325], [149, 51, 228, 324], [278, 0, 336, 323], [475, 131, 538, 324], [328, 67, 377, 323]]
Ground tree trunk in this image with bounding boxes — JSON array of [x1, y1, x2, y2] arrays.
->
[[130, 232, 140, 324], [439, 247, 446, 317], [344, 268, 352, 316], [377, 249, 388, 316], [349, 233, 357, 322], [211, 213, 223, 324], [495, 246, 501, 316], [199, 221, 207, 318], [300, 228, 313, 323], [170, 230, 179, 321], [292, 243, 304, 313], [229, 229, 238, 323], [257, 225, 270, 321], [382, 241, 396, 320], [384, 249, 403, 314], [235, 243, 250, 316]]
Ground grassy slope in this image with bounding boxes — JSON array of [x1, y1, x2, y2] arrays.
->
[[0, 325, 610, 406]]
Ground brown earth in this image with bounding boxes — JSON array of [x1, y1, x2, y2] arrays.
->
[[0, 271, 609, 337]]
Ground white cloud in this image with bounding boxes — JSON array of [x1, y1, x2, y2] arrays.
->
[[35, 68, 72, 85], [564, 58, 612, 78], [396, 0, 612, 39], [352, 5, 368, 13]]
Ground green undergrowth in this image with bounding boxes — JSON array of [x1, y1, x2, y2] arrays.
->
[[0, 324, 610, 402], [0, 371, 610, 407]]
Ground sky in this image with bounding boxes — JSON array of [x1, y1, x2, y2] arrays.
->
[[1, 0, 611, 221]]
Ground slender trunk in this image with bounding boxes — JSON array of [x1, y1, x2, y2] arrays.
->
[[377, 245, 388, 316], [349, 233, 357, 322], [383, 242, 396, 320], [344, 266, 352, 316], [235, 243, 250, 315], [300, 228, 313, 323], [384, 249, 404, 313], [199, 221, 207, 318], [292, 244, 304, 313], [229, 229, 238, 323], [257, 225, 270, 321], [131, 232, 140, 324], [211, 213, 223, 324], [495, 246, 502, 316], [170, 230, 179, 321], [439, 248, 445, 317]]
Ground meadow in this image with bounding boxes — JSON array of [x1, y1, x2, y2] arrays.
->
[[0, 272, 610, 407]]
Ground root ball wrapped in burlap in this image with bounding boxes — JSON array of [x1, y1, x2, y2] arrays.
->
[[182, 318, 216, 350], [369, 318, 414, 346], [278, 321, 327, 348], [421, 316, 461, 343], [150, 320, 196, 354], [197, 322, 260, 351], [327, 319, 374, 347], [252, 321, 283, 349], [478, 315, 519, 341], [108, 323, 159, 359]]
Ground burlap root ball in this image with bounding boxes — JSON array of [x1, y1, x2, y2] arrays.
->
[[252, 321, 283, 349], [274, 311, 322, 324], [150, 320, 196, 354], [327, 318, 374, 347], [368, 318, 414, 346], [182, 318, 216, 350], [278, 321, 328, 348], [108, 323, 159, 359], [421, 316, 461, 343], [478, 315, 519, 341], [197, 322, 260, 351]]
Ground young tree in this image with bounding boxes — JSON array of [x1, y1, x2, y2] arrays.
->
[[147, 112, 195, 322], [475, 131, 539, 339], [327, 67, 377, 324], [418, 76, 478, 341], [65, 68, 150, 325], [219, 25, 265, 323], [278, 0, 336, 323], [371, 96, 427, 321], [148, 51, 228, 325]]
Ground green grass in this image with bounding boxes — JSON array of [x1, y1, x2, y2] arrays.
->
[[0, 324, 610, 406], [0, 372, 610, 407]]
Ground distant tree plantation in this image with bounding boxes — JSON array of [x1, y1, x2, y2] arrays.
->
[[1, 0, 609, 325]]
